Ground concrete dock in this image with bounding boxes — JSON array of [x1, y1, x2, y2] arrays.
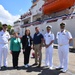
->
[[0, 47, 75, 75]]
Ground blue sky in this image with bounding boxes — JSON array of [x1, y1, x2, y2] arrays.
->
[[0, 0, 32, 25], [0, 0, 32, 15]]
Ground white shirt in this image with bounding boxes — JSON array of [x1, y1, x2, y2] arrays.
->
[[44, 31, 54, 46], [56, 30, 72, 45], [27, 36, 30, 46], [0, 30, 10, 44]]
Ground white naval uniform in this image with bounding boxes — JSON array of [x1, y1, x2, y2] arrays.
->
[[56, 30, 72, 71], [44, 32, 54, 67], [0, 30, 10, 67]]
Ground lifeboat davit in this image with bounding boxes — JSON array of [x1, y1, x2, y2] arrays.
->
[[42, 0, 75, 15]]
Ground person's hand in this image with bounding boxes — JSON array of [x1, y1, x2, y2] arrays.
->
[[31, 45, 33, 49], [23, 49, 25, 54], [10, 51, 12, 54], [33, 46, 35, 50], [45, 44, 50, 48], [23, 49, 25, 52], [40, 45, 42, 50]]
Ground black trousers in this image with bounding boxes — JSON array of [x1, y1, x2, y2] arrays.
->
[[12, 51, 20, 67], [24, 46, 31, 65]]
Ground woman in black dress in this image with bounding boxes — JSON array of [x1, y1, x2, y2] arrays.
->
[[21, 29, 33, 68]]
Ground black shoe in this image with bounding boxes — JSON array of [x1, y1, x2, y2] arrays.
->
[[32, 63, 38, 66], [13, 66, 16, 69], [13, 66, 19, 69], [16, 66, 19, 69], [2, 66, 7, 69], [37, 64, 41, 68], [3, 66, 7, 68], [0, 67, 1, 70], [2, 66, 7, 70]]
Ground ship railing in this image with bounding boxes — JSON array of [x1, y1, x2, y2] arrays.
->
[[21, 13, 75, 27], [20, 11, 32, 19], [21, 20, 42, 28]]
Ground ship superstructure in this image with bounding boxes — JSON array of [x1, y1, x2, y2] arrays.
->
[[14, 0, 75, 47]]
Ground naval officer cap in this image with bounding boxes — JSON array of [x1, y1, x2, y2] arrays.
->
[[46, 25, 52, 29], [60, 22, 66, 26]]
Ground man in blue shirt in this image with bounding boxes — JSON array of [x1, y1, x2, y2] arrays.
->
[[33, 27, 43, 67]]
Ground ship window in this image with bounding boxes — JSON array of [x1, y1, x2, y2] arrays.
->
[[36, 18, 41, 21], [24, 21, 29, 24]]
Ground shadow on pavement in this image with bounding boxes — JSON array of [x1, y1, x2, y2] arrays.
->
[[0, 67, 14, 71], [0, 66, 65, 75], [26, 66, 44, 72], [25, 66, 63, 75], [38, 68, 62, 75], [0, 66, 26, 71]]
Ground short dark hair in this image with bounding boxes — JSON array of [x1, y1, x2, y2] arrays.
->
[[2, 24, 7, 26], [35, 27, 39, 29], [46, 26, 51, 29], [60, 23, 65, 26]]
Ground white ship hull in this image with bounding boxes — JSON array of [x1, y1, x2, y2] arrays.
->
[[13, 0, 75, 47]]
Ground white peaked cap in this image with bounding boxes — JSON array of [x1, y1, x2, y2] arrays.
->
[[46, 25, 52, 28], [60, 22, 66, 25]]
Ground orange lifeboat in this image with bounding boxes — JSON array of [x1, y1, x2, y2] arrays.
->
[[42, 0, 75, 15]]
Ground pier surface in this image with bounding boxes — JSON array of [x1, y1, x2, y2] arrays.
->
[[0, 47, 75, 75]]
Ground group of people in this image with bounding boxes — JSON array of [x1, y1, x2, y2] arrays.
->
[[0, 22, 72, 73]]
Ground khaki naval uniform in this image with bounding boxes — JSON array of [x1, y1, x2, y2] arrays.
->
[[44, 31, 54, 67], [56, 30, 72, 71], [0, 30, 10, 67]]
